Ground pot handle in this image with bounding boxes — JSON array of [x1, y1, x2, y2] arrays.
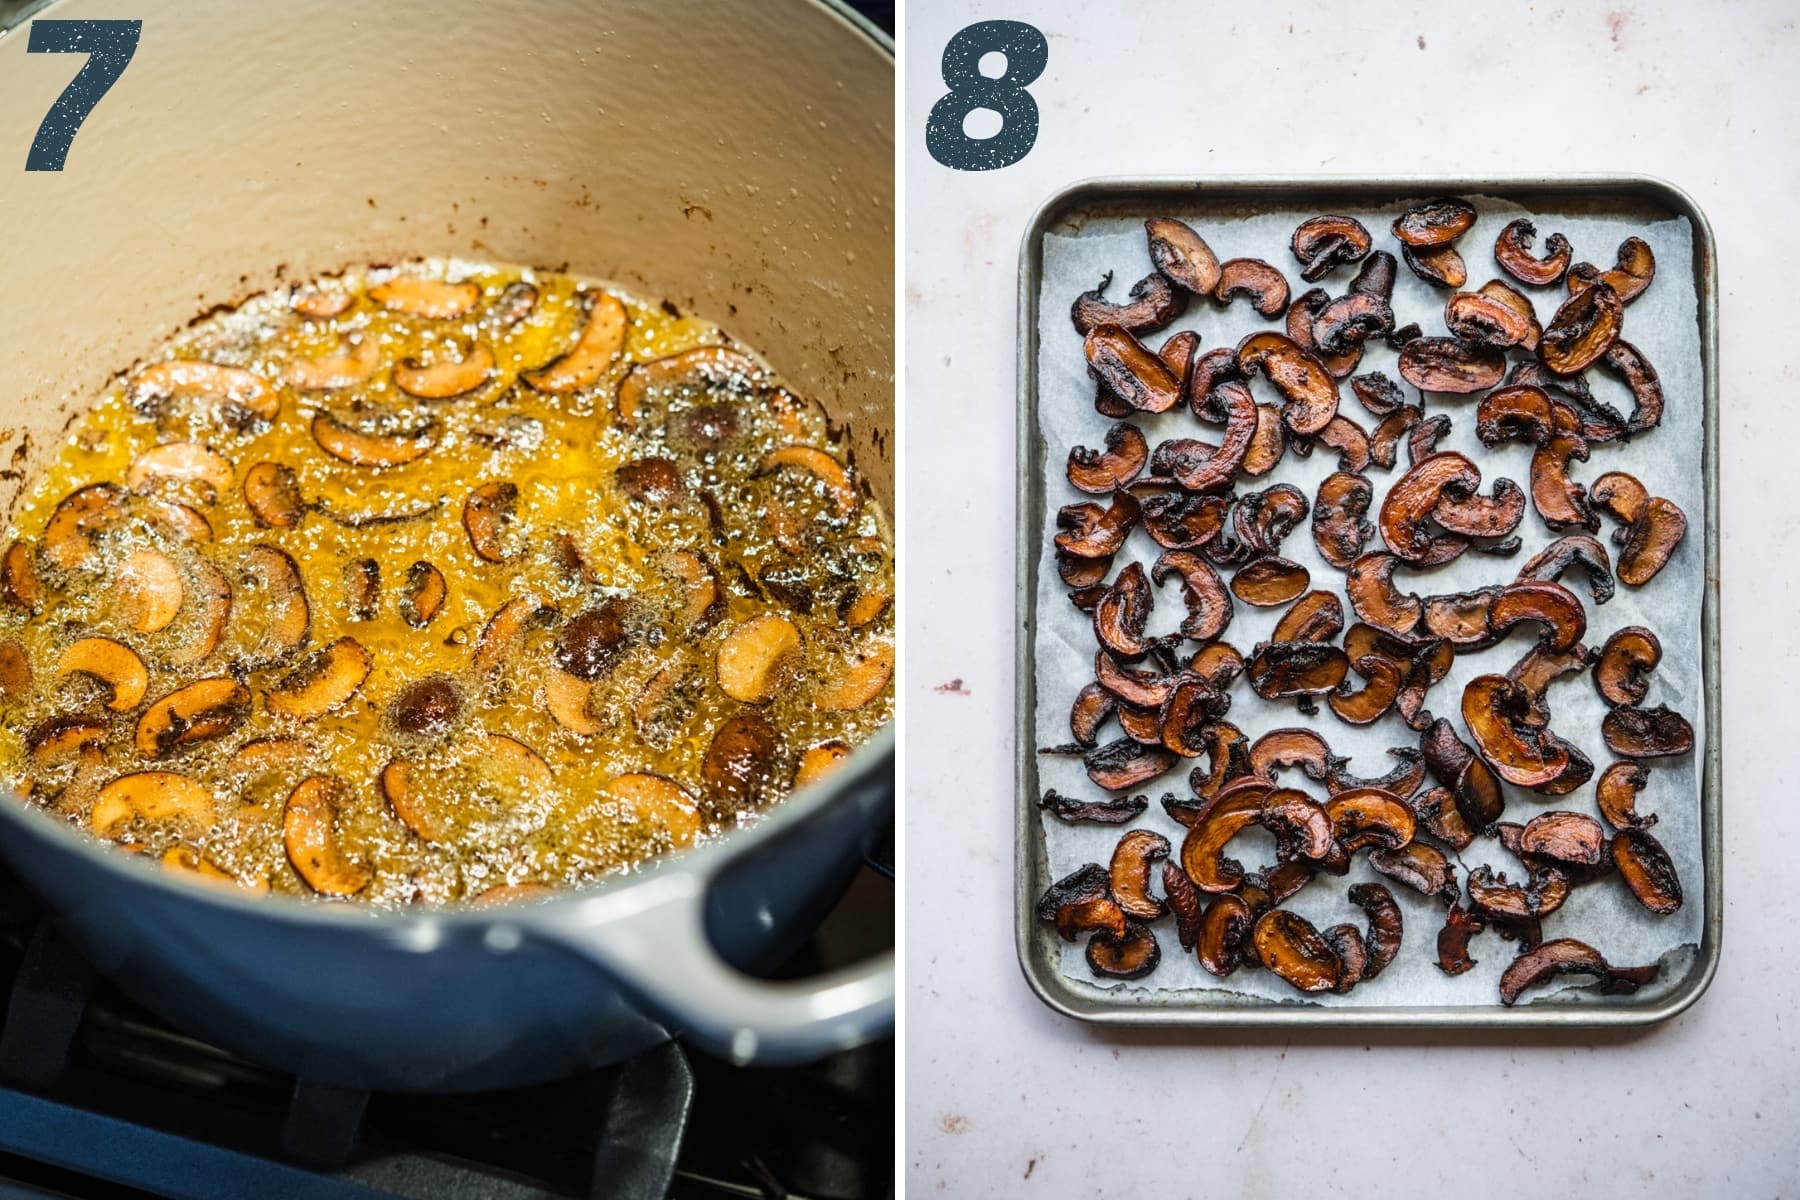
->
[[531, 868, 894, 1066]]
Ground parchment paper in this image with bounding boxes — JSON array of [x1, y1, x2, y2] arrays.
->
[[1032, 195, 1705, 1007]]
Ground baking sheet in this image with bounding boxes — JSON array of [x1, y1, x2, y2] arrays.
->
[[1028, 192, 1707, 1009]]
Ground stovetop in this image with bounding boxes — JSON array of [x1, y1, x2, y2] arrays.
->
[[0, 841, 893, 1200]]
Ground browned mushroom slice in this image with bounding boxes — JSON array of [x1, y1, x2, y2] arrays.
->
[[285, 334, 381, 391], [1191, 892, 1251, 976], [1093, 561, 1153, 659], [1571, 339, 1663, 443], [1393, 197, 1475, 247], [1568, 236, 1656, 304], [1328, 655, 1403, 725], [1186, 644, 1247, 693], [1432, 900, 1485, 975], [1605, 495, 1687, 587], [1475, 386, 1556, 449], [1139, 491, 1228, 550], [1512, 810, 1606, 871], [292, 285, 353, 319], [1477, 279, 1544, 352], [1106, 830, 1170, 921], [716, 614, 802, 703], [1285, 290, 1363, 378], [1084, 737, 1178, 792], [1038, 790, 1145, 825], [1469, 862, 1572, 922], [1086, 919, 1162, 980], [1272, 589, 1344, 644], [1067, 423, 1149, 493], [1, 540, 43, 613], [607, 773, 704, 849], [370, 275, 480, 318], [398, 560, 447, 629], [1505, 640, 1591, 724], [1487, 580, 1586, 652], [1493, 219, 1572, 286], [469, 594, 554, 677], [1311, 291, 1395, 357], [702, 710, 782, 817], [1444, 291, 1530, 349], [1515, 535, 1614, 608], [1291, 215, 1372, 281], [1419, 588, 1497, 648], [241, 461, 305, 529], [267, 637, 372, 720], [462, 481, 521, 563], [1397, 337, 1505, 394], [1402, 243, 1468, 289], [1186, 347, 1247, 419], [1348, 372, 1407, 418], [795, 741, 852, 790], [1035, 863, 1128, 942], [543, 668, 605, 736], [1611, 826, 1683, 915], [0, 638, 30, 698], [1069, 683, 1116, 749], [128, 361, 280, 428], [1230, 557, 1309, 607], [394, 341, 495, 399], [1323, 923, 1368, 993], [43, 484, 126, 572], [1246, 728, 1335, 785], [1085, 324, 1183, 414], [1344, 553, 1421, 635], [617, 345, 760, 430], [1539, 281, 1623, 375], [1589, 627, 1660, 711], [115, 548, 183, 634], [815, 633, 894, 711], [1601, 705, 1694, 759], [1342, 882, 1400, 980], [389, 675, 463, 737], [134, 677, 251, 757], [1461, 674, 1569, 788], [1530, 403, 1598, 532], [311, 411, 438, 468], [127, 442, 234, 502], [1094, 651, 1176, 710], [1257, 790, 1334, 863], [27, 715, 108, 769], [92, 770, 217, 836], [1366, 404, 1422, 472], [1252, 909, 1341, 993], [1499, 938, 1657, 1006], [613, 457, 687, 511], [759, 446, 859, 518], [1141, 217, 1220, 294], [1379, 453, 1484, 565], [342, 558, 379, 623], [1149, 398, 1258, 496], [1325, 787, 1415, 853], [1115, 701, 1163, 745], [1433, 476, 1525, 541], [1246, 641, 1348, 700], [1399, 415, 1449, 470], [1069, 271, 1186, 335], [1214, 258, 1290, 318], [1239, 403, 1287, 476], [553, 598, 642, 681], [283, 775, 371, 895], [1174, 779, 1272, 891], [656, 550, 724, 632], [1369, 841, 1457, 900], [165, 558, 233, 667], [1594, 761, 1653, 832], [1054, 492, 1140, 559], [1236, 331, 1338, 436]]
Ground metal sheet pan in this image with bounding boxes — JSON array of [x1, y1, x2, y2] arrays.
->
[[1014, 176, 1720, 1028]]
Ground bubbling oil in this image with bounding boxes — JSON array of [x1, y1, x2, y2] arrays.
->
[[0, 260, 893, 906]]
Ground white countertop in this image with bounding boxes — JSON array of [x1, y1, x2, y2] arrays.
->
[[902, 1, 1798, 1193]]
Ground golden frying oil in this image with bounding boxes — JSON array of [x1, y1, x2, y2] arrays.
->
[[0, 260, 893, 906]]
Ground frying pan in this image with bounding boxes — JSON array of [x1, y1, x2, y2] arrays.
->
[[0, 0, 894, 1091]]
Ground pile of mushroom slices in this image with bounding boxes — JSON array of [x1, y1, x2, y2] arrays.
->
[[0, 265, 893, 904], [1040, 200, 1694, 1004]]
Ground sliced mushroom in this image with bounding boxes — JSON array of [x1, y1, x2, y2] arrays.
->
[[399, 560, 448, 629], [655, 550, 724, 633], [1086, 920, 1162, 980], [43, 483, 127, 571], [1487, 580, 1586, 651], [2, 541, 43, 613], [1461, 674, 1569, 788], [1139, 491, 1228, 550], [127, 361, 280, 428], [1393, 197, 1476, 247], [241, 461, 306, 529], [389, 675, 463, 736], [1594, 760, 1654, 832], [1328, 655, 1403, 725], [1348, 372, 1407, 418], [1370, 842, 1457, 900], [1196, 893, 1254, 976], [1468, 863, 1571, 922], [1433, 476, 1525, 541], [28, 716, 108, 769], [815, 633, 894, 711], [1612, 827, 1683, 915], [0, 638, 31, 698], [1436, 900, 1486, 975], [1539, 281, 1622, 375], [285, 335, 381, 390], [283, 775, 371, 895], [91, 770, 216, 836], [127, 442, 234, 502], [1214, 258, 1290, 318], [1084, 736, 1179, 791], [608, 773, 703, 849], [1444, 291, 1531, 349], [1091, 561, 1151, 659], [1325, 787, 1415, 853], [266, 637, 372, 720], [1247, 727, 1336, 785], [1418, 716, 1504, 830], [1477, 279, 1544, 352], [553, 598, 641, 681], [134, 677, 251, 757], [1515, 535, 1615, 607], [1085, 324, 1183, 414], [1311, 291, 1395, 357], [1405, 414, 1452, 468], [1592, 625, 1662, 707], [1253, 909, 1342, 993], [1144, 218, 1223, 295], [1397, 337, 1506, 394], [1285, 290, 1363, 378], [1493, 219, 1572, 286], [1236, 331, 1338, 436], [1241, 403, 1288, 476], [1402, 243, 1468, 289], [311, 411, 439, 468], [1512, 810, 1607, 871], [1272, 589, 1344, 644], [1593, 485, 1687, 587], [463, 481, 521, 563], [342, 558, 380, 623], [1148, 389, 1258, 493], [1291, 215, 1372, 281], [795, 741, 852, 790], [716, 614, 803, 703], [394, 340, 495, 399], [1529, 402, 1598, 532], [1568, 236, 1656, 304], [118, 548, 185, 634], [1230, 557, 1309, 607], [1067, 423, 1149, 493], [1055, 492, 1141, 559], [1380, 453, 1484, 565], [616, 344, 761, 429], [1069, 272, 1186, 335], [1498, 938, 1657, 1006], [1245, 641, 1349, 699], [370, 275, 480, 318], [1107, 829, 1170, 921], [1345, 553, 1422, 635], [543, 668, 606, 736], [166, 558, 233, 667], [759, 446, 859, 518], [1420, 587, 1497, 648], [1601, 704, 1694, 759], [701, 710, 782, 817], [1368, 404, 1423, 471]]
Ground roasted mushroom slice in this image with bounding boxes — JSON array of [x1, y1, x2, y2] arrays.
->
[[795, 741, 852, 790], [1418, 716, 1503, 830], [1592, 487, 1687, 587], [1036, 863, 1128, 943], [1368, 404, 1423, 471], [1573, 339, 1664, 441], [462, 481, 521, 563], [1539, 281, 1623, 375], [1369, 842, 1457, 900], [1326, 745, 1426, 799], [1528, 403, 1598, 532], [1176, 780, 1274, 892], [1420, 587, 1498, 649], [43, 483, 127, 571], [1256, 790, 1334, 862], [701, 710, 782, 817], [1594, 626, 1661, 706], [1229, 557, 1309, 607], [389, 675, 464, 737], [1568, 236, 1655, 304], [1145, 217, 1223, 295], [1345, 553, 1422, 635], [1143, 550, 1230, 643], [1247, 727, 1336, 785], [1596, 760, 1655, 831], [134, 677, 252, 757], [118, 548, 184, 633], [1272, 589, 1344, 644], [1461, 674, 1569, 788], [1291, 215, 1373, 281], [1139, 491, 1228, 550], [1346, 882, 1402, 979], [1085, 737, 1179, 791], [1069, 272, 1186, 335], [1396, 337, 1506, 394], [759, 446, 859, 518], [370, 274, 480, 318], [1515, 810, 1608, 871], [1286, 290, 1362, 378], [1612, 827, 1683, 915], [1085, 324, 1183, 414], [397, 560, 448, 629], [1093, 562, 1153, 659], [127, 442, 233, 503], [1348, 371, 1407, 418], [1039, 789, 1146, 825], [394, 341, 495, 399], [1245, 641, 1349, 700], [1444, 290, 1532, 349], [1325, 787, 1415, 854], [1468, 863, 1571, 922], [616, 344, 761, 430], [266, 637, 372, 721], [1487, 580, 1586, 652], [1214, 258, 1290, 318], [1236, 332, 1338, 436], [1108, 830, 1170, 920], [1498, 939, 1657, 1006], [1328, 655, 1403, 725], [1253, 910, 1342, 993], [1393, 197, 1475, 247], [1435, 901, 1486, 975], [127, 361, 281, 429], [1086, 921, 1161, 980], [1380, 454, 1485, 565], [1195, 893, 1254, 976], [523, 291, 628, 395], [1311, 292, 1395, 357], [1055, 491, 1141, 559], [1401, 243, 1468, 290], [311, 411, 439, 469], [1067, 423, 1149, 494], [283, 775, 371, 895], [1516, 535, 1615, 607], [1433, 476, 1525, 541], [242, 462, 307, 528], [1477, 279, 1544, 352], [1493, 219, 1573, 286], [814, 633, 894, 712], [91, 771, 217, 837], [1241, 403, 1288, 476], [1601, 705, 1695, 759], [715, 614, 802, 704], [1405, 414, 1452, 467]]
